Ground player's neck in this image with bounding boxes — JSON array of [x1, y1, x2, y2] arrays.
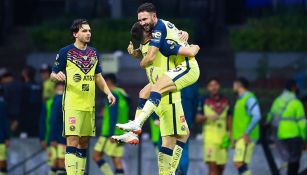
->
[[238, 88, 247, 96], [74, 40, 87, 50]]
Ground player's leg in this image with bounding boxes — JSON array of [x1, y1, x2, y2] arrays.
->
[[56, 144, 66, 175], [48, 146, 58, 175], [76, 136, 89, 175], [112, 157, 124, 175], [177, 142, 189, 175], [207, 162, 219, 175], [158, 136, 176, 175], [0, 144, 7, 175], [65, 136, 79, 175], [233, 138, 254, 175], [92, 137, 113, 175]]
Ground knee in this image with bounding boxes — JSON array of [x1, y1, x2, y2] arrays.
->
[[139, 88, 149, 99], [234, 162, 244, 169], [161, 137, 176, 149], [113, 158, 123, 168], [79, 137, 89, 148], [92, 151, 102, 162], [67, 136, 79, 147]]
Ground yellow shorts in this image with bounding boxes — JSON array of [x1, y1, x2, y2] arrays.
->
[[94, 136, 124, 157], [57, 144, 66, 159], [204, 142, 228, 165], [165, 58, 200, 90], [0, 144, 6, 161], [63, 110, 96, 137], [233, 138, 255, 164], [156, 101, 189, 137], [47, 146, 57, 166]]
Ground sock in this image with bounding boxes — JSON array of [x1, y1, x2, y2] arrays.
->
[[65, 146, 77, 175], [238, 164, 251, 175], [97, 159, 114, 175], [76, 148, 87, 175], [49, 167, 57, 175], [135, 92, 161, 127], [135, 98, 147, 120], [56, 168, 66, 175], [158, 147, 173, 175], [115, 169, 125, 175], [171, 141, 185, 173]]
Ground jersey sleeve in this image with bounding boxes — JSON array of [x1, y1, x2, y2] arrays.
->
[[149, 21, 167, 48], [52, 49, 67, 73], [95, 49, 102, 74]]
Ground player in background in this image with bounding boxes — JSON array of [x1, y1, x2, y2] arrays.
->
[[232, 78, 261, 175], [40, 64, 55, 102], [196, 78, 231, 175], [49, 82, 66, 175], [92, 74, 129, 175], [0, 86, 9, 175], [51, 19, 116, 175], [39, 86, 56, 175], [113, 22, 199, 175]]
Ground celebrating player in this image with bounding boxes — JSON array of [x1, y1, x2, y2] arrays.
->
[[51, 19, 116, 175]]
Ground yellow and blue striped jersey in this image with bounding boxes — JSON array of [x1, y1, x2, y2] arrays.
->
[[52, 44, 102, 111]]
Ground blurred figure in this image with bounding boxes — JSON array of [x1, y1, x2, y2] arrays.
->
[[40, 64, 55, 102], [92, 74, 129, 175], [149, 113, 161, 151], [232, 77, 261, 175], [0, 85, 9, 175], [21, 65, 42, 137], [196, 78, 231, 175], [266, 79, 307, 175], [177, 82, 199, 175], [0, 69, 23, 136], [49, 82, 66, 175], [39, 82, 56, 175]]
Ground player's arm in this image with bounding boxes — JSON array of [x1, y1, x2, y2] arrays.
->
[[51, 50, 66, 81], [140, 46, 159, 68], [196, 97, 206, 123], [177, 44, 200, 57], [95, 73, 116, 106], [178, 30, 189, 42], [244, 97, 261, 141]]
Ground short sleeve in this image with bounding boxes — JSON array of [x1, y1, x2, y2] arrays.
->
[[149, 21, 167, 48], [52, 49, 67, 73], [95, 57, 102, 74]]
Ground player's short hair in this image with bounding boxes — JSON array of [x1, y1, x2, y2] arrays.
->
[[285, 79, 297, 91], [137, 3, 156, 13], [234, 77, 249, 89], [207, 77, 220, 85], [131, 22, 144, 42], [104, 73, 117, 84], [70, 19, 89, 39]]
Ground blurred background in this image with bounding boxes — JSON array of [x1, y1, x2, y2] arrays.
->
[[0, 0, 307, 175]]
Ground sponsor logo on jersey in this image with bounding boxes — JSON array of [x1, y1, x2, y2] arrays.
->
[[55, 54, 59, 60], [152, 31, 162, 39], [83, 75, 95, 81], [73, 74, 82, 82], [167, 22, 174, 29], [69, 117, 76, 124], [181, 125, 186, 131], [82, 84, 89, 91]]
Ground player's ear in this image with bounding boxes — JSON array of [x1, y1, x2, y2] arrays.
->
[[73, 32, 78, 38]]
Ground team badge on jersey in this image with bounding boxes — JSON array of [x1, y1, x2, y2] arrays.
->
[[67, 49, 97, 74]]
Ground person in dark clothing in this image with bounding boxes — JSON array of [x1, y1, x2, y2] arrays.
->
[[0, 85, 9, 175]]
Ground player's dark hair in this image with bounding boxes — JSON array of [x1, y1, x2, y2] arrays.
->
[[131, 22, 144, 42], [285, 79, 297, 91], [207, 77, 220, 85], [137, 3, 156, 13], [104, 73, 117, 84], [235, 77, 249, 89], [55, 81, 65, 88], [22, 65, 36, 82], [70, 19, 89, 39]]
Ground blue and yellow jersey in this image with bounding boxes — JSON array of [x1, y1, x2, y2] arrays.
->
[[0, 97, 9, 143], [39, 98, 53, 144], [101, 88, 129, 137], [149, 19, 197, 66], [49, 94, 66, 144], [140, 41, 181, 104], [52, 44, 102, 111]]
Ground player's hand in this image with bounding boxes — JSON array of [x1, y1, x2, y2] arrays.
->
[[243, 134, 251, 143], [51, 71, 66, 81], [154, 119, 160, 126], [196, 114, 205, 123], [127, 41, 134, 55], [179, 30, 189, 42], [108, 93, 116, 106], [50, 141, 57, 147], [207, 115, 219, 121], [40, 141, 47, 149]]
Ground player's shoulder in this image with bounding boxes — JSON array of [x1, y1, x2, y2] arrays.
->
[[59, 44, 74, 54], [160, 19, 176, 29], [87, 45, 98, 52], [153, 19, 167, 32]]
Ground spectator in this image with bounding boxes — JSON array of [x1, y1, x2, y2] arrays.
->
[[40, 64, 55, 102], [266, 79, 307, 175], [0, 85, 9, 175]]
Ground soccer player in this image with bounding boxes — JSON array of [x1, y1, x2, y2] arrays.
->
[[49, 82, 67, 175], [113, 22, 199, 175], [196, 78, 231, 175], [0, 86, 9, 175], [39, 86, 57, 175], [40, 64, 55, 102], [92, 74, 129, 175], [51, 19, 116, 175], [232, 78, 261, 175]]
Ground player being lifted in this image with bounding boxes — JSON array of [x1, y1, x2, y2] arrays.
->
[[113, 21, 199, 175], [51, 19, 116, 175]]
